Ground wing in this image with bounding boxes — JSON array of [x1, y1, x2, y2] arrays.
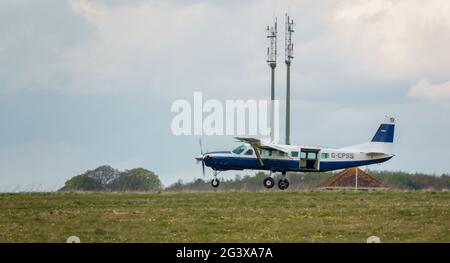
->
[[234, 136, 262, 145], [234, 137, 290, 152], [234, 137, 264, 166], [234, 137, 291, 166]]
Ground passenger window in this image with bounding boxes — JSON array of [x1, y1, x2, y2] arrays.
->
[[263, 149, 272, 156], [291, 151, 299, 157], [244, 149, 254, 155], [275, 150, 285, 157], [321, 153, 329, 159], [307, 152, 317, 160]]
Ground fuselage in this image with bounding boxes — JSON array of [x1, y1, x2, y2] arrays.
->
[[198, 144, 394, 173]]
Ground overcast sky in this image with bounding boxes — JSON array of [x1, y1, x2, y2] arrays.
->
[[1, 0, 450, 191]]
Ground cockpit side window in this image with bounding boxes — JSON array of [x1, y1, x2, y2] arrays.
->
[[244, 149, 254, 156], [232, 145, 247, 155]]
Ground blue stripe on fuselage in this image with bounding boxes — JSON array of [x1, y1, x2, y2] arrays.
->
[[320, 157, 393, 171], [204, 156, 393, 172]]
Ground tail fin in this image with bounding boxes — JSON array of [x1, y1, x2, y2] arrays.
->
[[341, 116, 395, 154], [371, 117, 395, 143]]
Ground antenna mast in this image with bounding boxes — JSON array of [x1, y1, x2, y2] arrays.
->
[[266, 18, 277, 142], [285, 14, 294, 145]]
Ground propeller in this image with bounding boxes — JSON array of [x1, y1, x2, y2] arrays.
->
[[202, 160, 205, 178], [199, 138, 204, 155], [197, 138, 206, 177]]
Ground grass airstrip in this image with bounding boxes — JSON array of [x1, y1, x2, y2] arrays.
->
[[0, 191, 448, 242]]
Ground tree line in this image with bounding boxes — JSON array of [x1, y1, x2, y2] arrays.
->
[[166, 170, 450, 191], [60, 165, 449, 192]]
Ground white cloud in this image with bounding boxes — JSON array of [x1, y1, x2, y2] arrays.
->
[[0, 0, 91, 93], [332, 0, 450, 79], [3, 0, 450, 97], [64, 0, 217, 94], [58, 0, 347, 97], [408, 79, 450, 103], [2, 0, 450, 191]]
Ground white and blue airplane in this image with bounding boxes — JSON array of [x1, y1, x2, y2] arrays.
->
[[196, 117, 396, 190]]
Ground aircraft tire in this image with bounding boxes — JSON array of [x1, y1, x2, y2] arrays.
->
[[284, 179, 290, 189], [278, 179, 289, 190], [263, 177, 275, 189], [211, 178, 220, 188]]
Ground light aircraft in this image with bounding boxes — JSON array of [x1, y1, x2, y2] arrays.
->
[[196, 117, 395, 190]]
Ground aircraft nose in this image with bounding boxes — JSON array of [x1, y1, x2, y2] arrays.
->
[[195, 154, 211, 162]]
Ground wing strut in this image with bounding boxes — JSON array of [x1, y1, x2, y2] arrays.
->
[[251, 144, 264, 166]]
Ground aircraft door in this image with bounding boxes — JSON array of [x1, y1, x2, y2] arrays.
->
[[299, 148, 320, 170]]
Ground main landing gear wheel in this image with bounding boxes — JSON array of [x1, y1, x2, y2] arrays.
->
[[278, 179, 289, 190], [263, 177, 275, 189], [211, 178, 220, 188]]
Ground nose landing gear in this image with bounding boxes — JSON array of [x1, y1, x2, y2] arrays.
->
[[211, 178, 220, 188], [211, 170, 220, 188]]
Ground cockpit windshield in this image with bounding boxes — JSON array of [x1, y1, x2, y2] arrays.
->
[[232, 145, 247, 155]]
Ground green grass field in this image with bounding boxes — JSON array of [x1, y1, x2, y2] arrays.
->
[[0, 191, 449, 242]]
